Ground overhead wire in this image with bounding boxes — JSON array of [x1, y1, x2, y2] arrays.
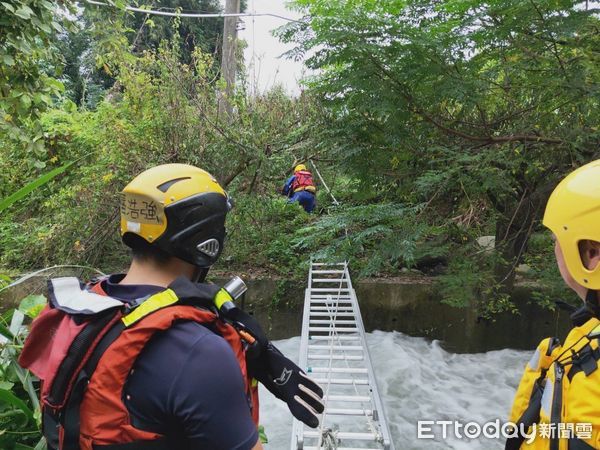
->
[[85, 0, 300, 22]]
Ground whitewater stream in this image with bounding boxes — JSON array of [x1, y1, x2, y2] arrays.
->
[[259, 331, 530, 450]]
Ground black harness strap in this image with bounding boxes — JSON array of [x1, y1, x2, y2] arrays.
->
[[569, 437, 595, 450], [505, 376, 545, 450], [61, 320, 126, 450], [49, 309, 120, 408], [567, 343, 600, 382]]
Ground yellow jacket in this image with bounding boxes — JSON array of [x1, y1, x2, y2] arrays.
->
[[508, 317, 600, 450]]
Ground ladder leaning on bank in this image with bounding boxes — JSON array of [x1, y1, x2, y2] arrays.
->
[[290, 261, 395, 450]]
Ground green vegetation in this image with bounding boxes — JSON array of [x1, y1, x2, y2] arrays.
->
[[0, 292, 46, 449], [277, 0, 599, 312], [1, 0, 599, 444], [2, 0, 599, 312]]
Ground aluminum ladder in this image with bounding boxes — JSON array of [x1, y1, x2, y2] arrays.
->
[[290, 262, 395, 450]]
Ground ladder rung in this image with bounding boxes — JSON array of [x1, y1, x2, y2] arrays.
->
[[305, 447, 381, 450], [311, 263, 346, 266], [308, 354, 363, 360], [309, 300, 352, 304], [309, 367, 368, 374], [309, 320, 356, 325], [310, 294, 352, 298], [308, 345, 363, 351], [312, 278, 348, 283], [310, 309, 354, 317], [310, 302, 352, 306], [312, 378, 369, 385], [308, 327, 358, 332], [310, 288, 351, 292], [309, 336, 360, 341], [312, 270, 345, 274], [304, 431, 377, 440], [310, 307, 354, 312], [323, 408, 373, 416], [324, 395, 371, 402]]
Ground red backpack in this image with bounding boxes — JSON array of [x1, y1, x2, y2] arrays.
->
[[19, 277, 259, 450], [291, 170, 316, 193]]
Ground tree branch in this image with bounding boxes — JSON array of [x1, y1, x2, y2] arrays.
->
[[368, 56, 564, 145]]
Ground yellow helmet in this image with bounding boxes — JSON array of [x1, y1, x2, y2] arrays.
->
[[543, 160, 600, 289], [120, 164, 231, 267], [294, 164, 307, 173]]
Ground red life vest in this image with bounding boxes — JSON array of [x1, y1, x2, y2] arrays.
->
[[19, 277, 259, 450], [291, 170, 316, 193]]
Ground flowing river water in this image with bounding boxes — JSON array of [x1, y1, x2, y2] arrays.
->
[[260, 332, 527, 450], [237, 278, 576, 450]]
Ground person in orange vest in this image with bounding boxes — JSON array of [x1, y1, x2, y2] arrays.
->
[[282, 163, 317, 213], [19, 164, 324, 450], [506, 160, 600, 449]]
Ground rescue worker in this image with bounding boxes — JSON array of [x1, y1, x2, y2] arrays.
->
[[507, 160, 600, 450], [282, 163, 317, 213], [19, 164, 324, 450]]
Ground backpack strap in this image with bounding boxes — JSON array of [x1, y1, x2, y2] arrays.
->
[[60, 319, 126, 450]]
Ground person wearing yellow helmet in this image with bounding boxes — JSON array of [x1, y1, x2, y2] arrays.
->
[[282, 163, 317, 212], [19, 164, 324, 450], [507, 160, 600, 450], [119, 163, 232, 283]]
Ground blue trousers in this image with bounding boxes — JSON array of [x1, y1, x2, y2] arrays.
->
[[289, 190, 316, 213]]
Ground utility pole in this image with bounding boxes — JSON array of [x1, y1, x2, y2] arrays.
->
[[219, 0, 240, 119]]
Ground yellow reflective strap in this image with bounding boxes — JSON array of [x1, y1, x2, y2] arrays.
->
[[122, 289, 179, 327], [590, 324, 600, 338], [214, 288, 233, 310], [251, 378, 258, 388]]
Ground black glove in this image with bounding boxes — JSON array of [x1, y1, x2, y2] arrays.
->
[[248, 343, 324, 428], [217, 303, 325, 427]]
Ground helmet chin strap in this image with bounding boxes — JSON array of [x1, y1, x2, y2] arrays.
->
[[192, 267, 209, 283], [586, 289, 600, 320], [571, 289, 600, 326]]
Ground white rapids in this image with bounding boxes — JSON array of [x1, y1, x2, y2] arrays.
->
[[260, 330, 530, 450]]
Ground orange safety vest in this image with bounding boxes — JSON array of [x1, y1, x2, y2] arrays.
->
[[19, 277, 259, 450], [291, 170, 316, 193]]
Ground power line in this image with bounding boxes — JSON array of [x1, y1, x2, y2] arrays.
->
[[85, 0, 300, 22]]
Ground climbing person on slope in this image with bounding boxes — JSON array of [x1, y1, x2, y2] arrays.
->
[[507, 159, 600, 450], [18, 164, 324, 450], [282, 163, 317, 213]]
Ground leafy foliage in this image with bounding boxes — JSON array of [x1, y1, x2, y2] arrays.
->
[[0, 0, 75, 149], [2, 0, 598, 317], [0, 295, 45, 449], [277, 0, 600, 309], [293, 203, 446, 277]]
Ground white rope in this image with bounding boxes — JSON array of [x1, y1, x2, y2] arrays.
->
[[321, 428, 339, 449], [316, 287, 342, 447], [0, 265, 106, 294], [309, 159, 340, 207], [316, 262, 382, 447], [85, 0, 300, 22]]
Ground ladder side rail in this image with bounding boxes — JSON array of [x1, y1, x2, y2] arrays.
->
[[291, 265, 314, 450], [344, 264, 395, 450]]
